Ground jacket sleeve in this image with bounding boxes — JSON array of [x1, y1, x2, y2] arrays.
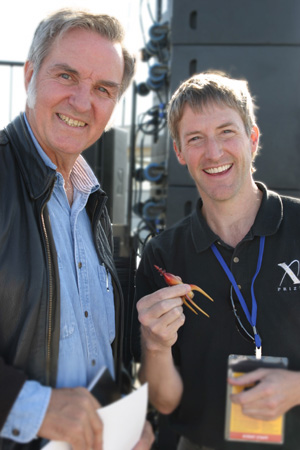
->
[[0, 357, 27, 430]]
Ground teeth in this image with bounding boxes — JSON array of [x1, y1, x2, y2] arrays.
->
[[204, 164, 232, 174], [58, 114, 86, 127]]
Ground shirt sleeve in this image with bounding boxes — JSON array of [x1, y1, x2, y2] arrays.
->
[[0, 380, 51, 443], [0, 357, 27, 430]]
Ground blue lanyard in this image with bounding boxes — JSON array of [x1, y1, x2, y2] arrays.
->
[[211, 236, 265, 352]]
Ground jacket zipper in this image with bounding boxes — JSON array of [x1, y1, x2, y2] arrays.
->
[[41, 210, 53, 385], [41, 182, 56, 385]]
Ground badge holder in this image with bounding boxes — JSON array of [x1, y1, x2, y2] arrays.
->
[[225, 354, 288, 445]]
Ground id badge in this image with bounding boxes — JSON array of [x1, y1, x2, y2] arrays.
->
[[225, 354, 288, 445]]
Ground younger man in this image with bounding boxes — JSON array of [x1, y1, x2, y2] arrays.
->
[[136, 71, 300, 449]]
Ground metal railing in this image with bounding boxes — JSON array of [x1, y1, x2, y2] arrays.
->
[[0, 60, 24, 125]]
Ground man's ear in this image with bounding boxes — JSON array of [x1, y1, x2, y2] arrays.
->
[[173, 140, 187, 166], [250, 125, 260, 155], [24, 61, 34, 92]]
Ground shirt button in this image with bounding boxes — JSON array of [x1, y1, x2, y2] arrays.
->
[[12, 429, 20, 437], [84, 311, 88, 318], [92, 359, 96, 366], [238, 284, 242, 290], [78, 262, 82, 269], [233, 257, 239, 263]]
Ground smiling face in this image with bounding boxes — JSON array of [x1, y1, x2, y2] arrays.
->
[[174, 103, 259, 205], [24, 28, 124, 165]]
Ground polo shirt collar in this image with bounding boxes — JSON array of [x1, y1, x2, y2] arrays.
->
[[251, 181, 283, 237], [191, 181, 283, 253]]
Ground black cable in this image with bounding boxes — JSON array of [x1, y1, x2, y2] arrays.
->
[[137, 104, 167, 136], [137, 134, 145, 205]]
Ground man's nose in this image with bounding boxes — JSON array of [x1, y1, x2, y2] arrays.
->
[[205, 137, 223, 159], [68, 83, 92, 112]]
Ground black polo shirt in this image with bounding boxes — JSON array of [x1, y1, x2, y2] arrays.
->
[[135, 182, 300, 449]]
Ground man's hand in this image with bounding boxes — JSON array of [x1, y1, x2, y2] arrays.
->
[[38, 387, 103, 450], [229, 368, 300, 420], [137, 284, 191, 352], [137, 284, 189, 414], [132, 420, 155, 449]]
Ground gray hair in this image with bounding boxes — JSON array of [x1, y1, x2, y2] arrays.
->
[[168, 71, 258, 149], [27, 8, 136, 100]]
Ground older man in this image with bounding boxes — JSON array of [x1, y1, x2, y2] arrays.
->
[[135, 72, 300, 449], [0, 8, 153, 450]]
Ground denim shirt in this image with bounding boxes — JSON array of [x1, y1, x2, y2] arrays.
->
[[0, 116, 115, 443]]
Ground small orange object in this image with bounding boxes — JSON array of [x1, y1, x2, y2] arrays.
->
[[154, 265, 214, 317]]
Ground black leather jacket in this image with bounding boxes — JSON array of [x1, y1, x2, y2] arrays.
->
[[0, 114, 124, 449]]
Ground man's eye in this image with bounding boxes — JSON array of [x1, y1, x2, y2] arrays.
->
[[97, 86, 109, 95], [60, 73, 71, 80]]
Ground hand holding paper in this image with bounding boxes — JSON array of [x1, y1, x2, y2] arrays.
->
[[42, 383, 148, 450]]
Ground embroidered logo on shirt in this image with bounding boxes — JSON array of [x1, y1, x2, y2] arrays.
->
[[277, 260, 300, 292]]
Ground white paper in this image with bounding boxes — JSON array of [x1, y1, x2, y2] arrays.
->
[[43, 383, 148, 450]]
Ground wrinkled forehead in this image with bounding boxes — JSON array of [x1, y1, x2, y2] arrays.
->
[[41, 28, 124, 72]]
